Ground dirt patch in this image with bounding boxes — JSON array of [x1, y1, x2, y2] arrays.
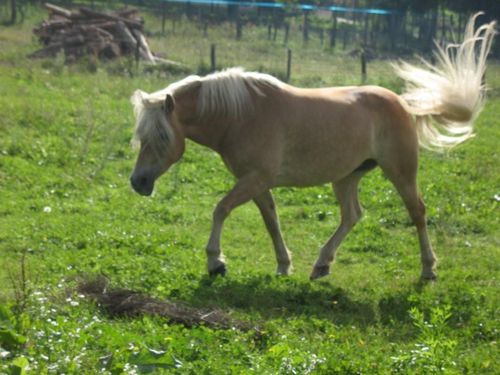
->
[[77, 275, 259, 332]]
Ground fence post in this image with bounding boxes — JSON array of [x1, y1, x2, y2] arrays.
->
[[330, 12, 337, 48], [303, 11, 309, 43], [361, 50, 367, 83], [236, 19, 242, 40], [9, 0, 17, 24], [210, 44, 216, 72], [286, 48, 292, 82], [363, 13, 369, 46], [234, 6, 242, 40], [161, 2, 166, 35]]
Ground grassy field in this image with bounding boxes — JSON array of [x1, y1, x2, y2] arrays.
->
[[1, 7, 499, 374]]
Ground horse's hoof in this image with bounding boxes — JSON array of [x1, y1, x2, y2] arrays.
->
[[276, 271, 289, 277], [421, 273, 437, 282], [310, 265, 330, 281], [276, 264, 292, 276], [209, 264, 227, 278]]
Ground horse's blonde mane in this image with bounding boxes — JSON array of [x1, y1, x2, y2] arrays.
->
[[131, 68, 284, 150], [195, 67, 285, 119]]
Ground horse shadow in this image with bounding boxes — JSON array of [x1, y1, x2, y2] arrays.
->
[[185, 274, 423, 328]]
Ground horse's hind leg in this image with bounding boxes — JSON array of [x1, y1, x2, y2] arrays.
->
[[310, 171, 365, 280], [254, 191, 292, 275], [381, 159, 437, 280]]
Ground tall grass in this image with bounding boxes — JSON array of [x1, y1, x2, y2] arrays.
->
[[0, 7, 498, 374]]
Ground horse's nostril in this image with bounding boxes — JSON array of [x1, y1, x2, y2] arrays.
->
[[131, 174, 154, 196], [130, 175, 146, 190]]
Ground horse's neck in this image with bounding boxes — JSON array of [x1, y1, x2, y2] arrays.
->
[[182, 116, 229, 153], [171, 82, 220, 152], [175, 76, 257, 153]]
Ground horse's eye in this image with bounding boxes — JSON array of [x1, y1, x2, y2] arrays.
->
[[159, 131, 169, 142]]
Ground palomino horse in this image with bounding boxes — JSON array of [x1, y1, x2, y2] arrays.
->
[[130, 15, 495, 280]]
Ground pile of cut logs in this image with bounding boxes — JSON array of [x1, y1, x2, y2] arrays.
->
[[30, 3, 156, 63]]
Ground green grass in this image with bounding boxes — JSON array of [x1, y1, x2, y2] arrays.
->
[[0, 8, 499, 374]]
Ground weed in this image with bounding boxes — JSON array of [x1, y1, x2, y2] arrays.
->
[[391, 305, 459, 374]]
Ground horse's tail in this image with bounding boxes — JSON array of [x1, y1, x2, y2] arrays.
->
[[394, 13, 496, 151]]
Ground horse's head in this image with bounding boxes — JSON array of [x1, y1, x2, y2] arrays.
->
[[130, 91, 185, 196]]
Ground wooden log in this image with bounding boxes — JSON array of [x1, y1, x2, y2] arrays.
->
[[41, 18, 70, 27], [93, 41, 121, 59], [63, 45, 86, 60], [46, 14, 71, 23], [151, 56, 185, 67], [79, 7, 142, 30], [33, 20, 70, 37], [32, 4, 152, 62], [74, 20, 118, 31], [62, 34, 85, 46], [131, 29, 155, 63], [67, 11, 89, 21], [44, 3, 72, 18], [113, 21, 137, 50], [91, 27, 114, 40], [114, 7, 140, 19], [28, 42, 63, 58]]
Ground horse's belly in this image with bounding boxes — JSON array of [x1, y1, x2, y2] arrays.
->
[[274, 154, 366, 187], [273, 128, 373, 186], [275, 171, 336, 187]]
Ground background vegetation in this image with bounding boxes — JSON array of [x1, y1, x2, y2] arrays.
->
[[0, 3, 499, 374], [3, 0, 500, 57]]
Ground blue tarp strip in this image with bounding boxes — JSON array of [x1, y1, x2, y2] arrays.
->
[[159, 0, 392, 15]]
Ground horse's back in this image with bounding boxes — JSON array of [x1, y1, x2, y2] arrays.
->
[[254, 84, 410, 185], [221, 82, 417, 186], [276, 83, 414, 148], [285, 84, 417, 151]]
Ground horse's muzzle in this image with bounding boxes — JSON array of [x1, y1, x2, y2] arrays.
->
[[130, 174, 154, 196]]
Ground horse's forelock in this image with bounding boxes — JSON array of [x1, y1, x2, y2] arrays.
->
[[130, 90, 174, 156]]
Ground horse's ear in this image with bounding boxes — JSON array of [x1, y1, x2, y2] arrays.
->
[[165, 94, 175, 114]]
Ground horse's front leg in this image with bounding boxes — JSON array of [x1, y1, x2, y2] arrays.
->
[[254, 191, 292, 275], [206, 173, 269, 277]]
